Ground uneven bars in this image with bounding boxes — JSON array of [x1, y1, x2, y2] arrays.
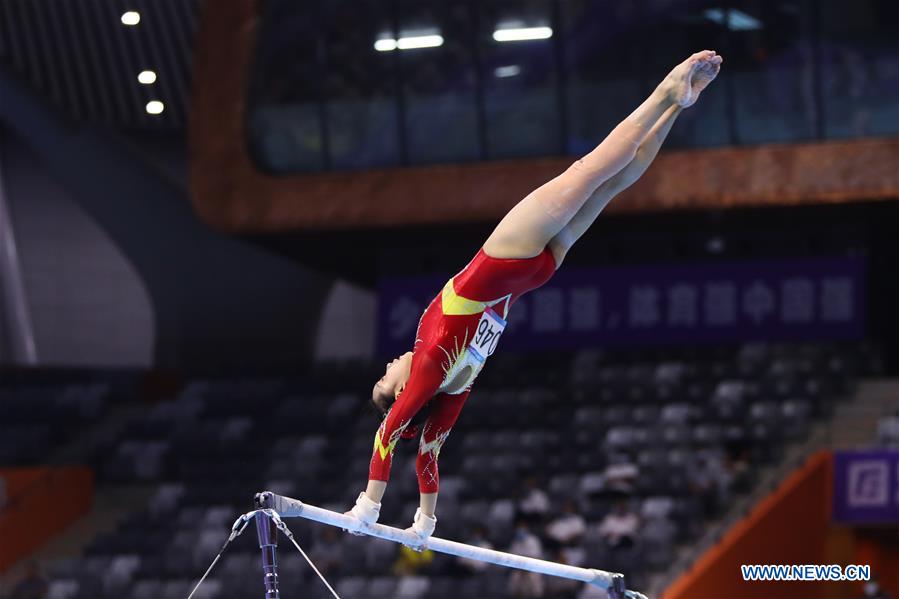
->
[[255, 491, 645, 599]]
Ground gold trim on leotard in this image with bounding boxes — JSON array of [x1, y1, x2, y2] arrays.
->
[[440, 279, 511, 318], [373, 418, 409, 460]]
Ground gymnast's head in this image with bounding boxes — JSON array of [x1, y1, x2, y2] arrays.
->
[[372, 351, 414, 415]]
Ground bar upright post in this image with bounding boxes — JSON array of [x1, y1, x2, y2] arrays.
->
[[255, 507, 280, 598]]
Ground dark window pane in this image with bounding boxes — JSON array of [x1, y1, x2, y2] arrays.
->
[[561, 1, 647, 155], [820, 0, 899, 138], [396, 1, 480, 164], [323, 1, 400, 169], [246, 0, 894, 173], [642, 0, 730, 148], [479, 0, 561, 159], [247, 2, 326, 173], [728, 0, 818, 144], [248, 105, 324, 173]]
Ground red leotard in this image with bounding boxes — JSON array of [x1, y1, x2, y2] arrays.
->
[[370, 246, 557, 493]]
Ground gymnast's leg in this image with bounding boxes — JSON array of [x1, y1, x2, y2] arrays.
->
[[548, 54, 721, 265], [548, 104, 682, 265], [483, 50, 721, 261], [407, 390, 470, 540]]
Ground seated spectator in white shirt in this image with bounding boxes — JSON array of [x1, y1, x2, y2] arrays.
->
[[517, 476, 550, 523], [603, 463, 638, 495], [544, 548, 581, 599], [508, 518, 544, 598], [309, 527, 343, 576], [545, 500, 587, 547], [454, 525, 494, 575], [690, 451, 733, 516], [597, 500, 639, 549]]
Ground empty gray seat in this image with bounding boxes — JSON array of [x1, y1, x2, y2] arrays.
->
[[363, 537, 396, 573], [692, 423, 722, 444], [47, 580, 79, 599], [367, 576, 397, 598], [604, 426, 637, 449], [397, 576, 431, 599], [336, 577, 367, 599], [660, 403, 693, 423], [662, 425, 690, 445]]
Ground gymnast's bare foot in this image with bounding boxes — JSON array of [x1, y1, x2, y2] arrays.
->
[[661, 50, 723, 108]]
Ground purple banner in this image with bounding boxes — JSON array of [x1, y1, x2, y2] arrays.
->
[[833, 450, 899, 524], [377, 256, 866, 356]]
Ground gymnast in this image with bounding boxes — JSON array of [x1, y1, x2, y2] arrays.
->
[[346, 50, 723, 543]]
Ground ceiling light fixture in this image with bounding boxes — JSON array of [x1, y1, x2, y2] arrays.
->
[[374, 34, 444, 52], [493, 26, 553, 42], [703, 8, 762, 30], [494, 65, 522, 78], [121, 11, 140, 26], [145, 100, 164, 115]]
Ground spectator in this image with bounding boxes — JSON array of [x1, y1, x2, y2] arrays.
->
[[392, 545, 434, 577], [517, 476, 550, 524], [877, 415, 899, 447], [688, 454, 717, 516], [700, 449, 734, 513], [11, 562, 48, 599], [725, 445, 752, 491], [545, 500, 587, 549], [544, 548, 581, 599], [597, 500, 639, 550], [309, 527, 343, 576], [640, 512, 677, 568], [507, 518, 544, 598], [597, 501, 640, 587], [603, 463, 638, 494], [454, 525, 494, 575], [860, 575, 893, 599]]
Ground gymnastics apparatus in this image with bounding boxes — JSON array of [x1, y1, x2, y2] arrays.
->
[[186, 491, 648, 599], [188, 50, 722, 599]]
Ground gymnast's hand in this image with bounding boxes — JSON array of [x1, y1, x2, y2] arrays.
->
[[663, 50, 723, 108]]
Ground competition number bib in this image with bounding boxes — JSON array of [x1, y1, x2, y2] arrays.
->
[[469, 307, 507, 360]]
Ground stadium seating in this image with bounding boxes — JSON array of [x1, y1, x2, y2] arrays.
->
[[2, 341, 882, 598]]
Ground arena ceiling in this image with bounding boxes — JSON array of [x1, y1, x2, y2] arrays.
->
[[0, 0, 198, 130]]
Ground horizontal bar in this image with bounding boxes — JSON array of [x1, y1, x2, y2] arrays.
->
[[255, 492, 635, 595]]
